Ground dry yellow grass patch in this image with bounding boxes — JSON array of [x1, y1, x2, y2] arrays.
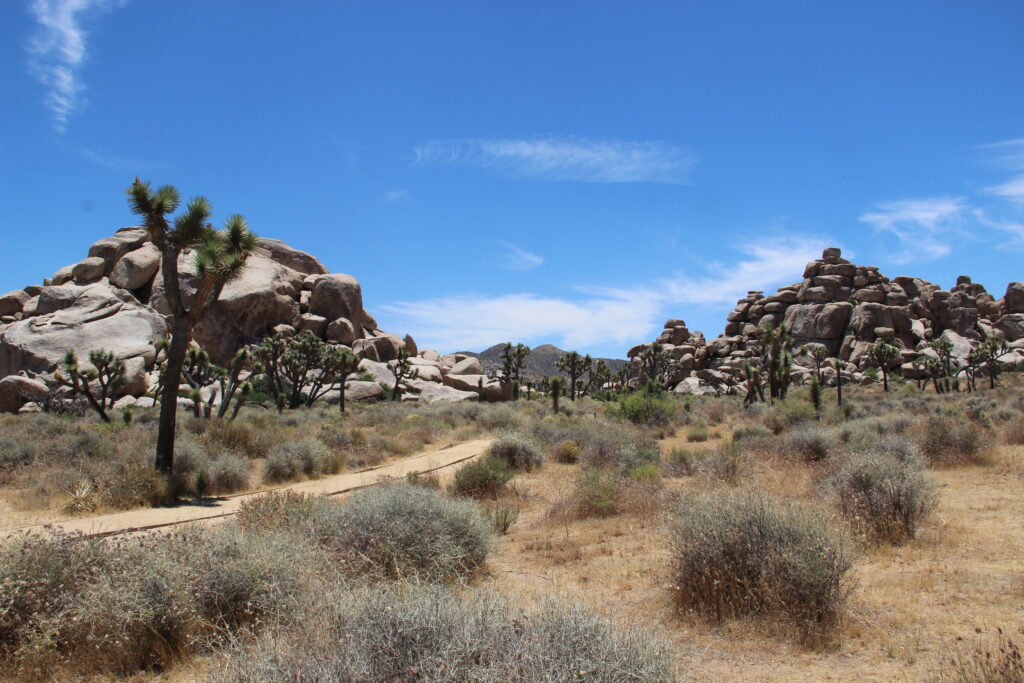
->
[[484, 440, 1024, 681]]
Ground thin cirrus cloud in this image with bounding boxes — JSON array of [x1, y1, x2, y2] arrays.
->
[[859, 197, 968, 263], [413, 136, 695, 184], [498, 242, 544, 271], [25, 0, 126, 131], [378, 235, 827, 354]]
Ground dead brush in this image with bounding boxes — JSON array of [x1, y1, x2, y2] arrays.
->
[[933, 627, 1024, 682]]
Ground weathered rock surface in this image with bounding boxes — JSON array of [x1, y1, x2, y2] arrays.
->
[[0, 283, 166, 377], [109, 242, 160, 290], [0, 375, 49, 414]]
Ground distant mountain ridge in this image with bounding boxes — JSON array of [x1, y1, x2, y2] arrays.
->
[[456, 343, 627, 381]]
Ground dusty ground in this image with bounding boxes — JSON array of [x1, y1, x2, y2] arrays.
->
[[484, 438, 1024, 681]]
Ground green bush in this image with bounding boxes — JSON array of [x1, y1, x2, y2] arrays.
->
[[211, 586, 674, 682], [0, 438, 32, 468], [686, 424, 710, 442], [763, 400, 816, 434], [826, 452, 937, 544], [669, 491, 851, 644], [551, 440, 581, 463], [617, 390, 676, 426], [575, 467, 620, 517], [451, 457, 514, 499], [207, 453, 250, 494], [487, 431, 544, 471]]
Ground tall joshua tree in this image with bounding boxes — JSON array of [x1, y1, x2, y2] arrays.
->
[[127, 179, 257, 473], [556, 351, 590, 401], [866, 337, 902, 392]]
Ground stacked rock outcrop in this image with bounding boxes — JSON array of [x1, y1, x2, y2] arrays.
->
[[629, 248, 1024, 394], [0, 228, 492, 413]]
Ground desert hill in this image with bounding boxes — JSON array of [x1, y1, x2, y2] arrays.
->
[[456, 343, 627, 381]]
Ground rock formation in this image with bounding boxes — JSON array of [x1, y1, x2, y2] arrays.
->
[[0, 229, 490, 413], [628, 248, 1024, 394]]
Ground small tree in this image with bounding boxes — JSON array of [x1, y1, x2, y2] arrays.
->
[[556, 351, 590, 401], [331, 347, 362, 414], [53, 349, 124, 423], [829, 357, 848, 407], [637, 344, 670, 388], [866, 338, 902, 392], [741, 360, 765, 407], [809, 376, 822, 415], [389, 348, 420, 401], [798, 343, 830, 385], [970, 337, 1008, 390], [127, 179, 257, 473], [760, 323, 793, 402], [500, 342, 531, 400], [548, 376, 564, 414], [927, 338, 956, 393]]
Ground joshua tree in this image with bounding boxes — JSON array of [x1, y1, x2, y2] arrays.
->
[[829, 356, 849, 407], [741, 360, 765, 407], [500, 342, 531, 400], [127, 179, 257, 473], [866, 337, 902, 392], [556, 351, 590, 401], [809, 376, 823, 414], [760, 323, 793, 402], [389, 348, 420, 401], [331, 347, 362, 414], [637, 343, 671, 388], [970, 337, 1008, 390], [798, 343, 830, 385], [927, 338, 956, 392], [548, 376, 564, 414], [53, 349, 125, 423], [216, 349, 252, 418], [586, 359, 611, 395]]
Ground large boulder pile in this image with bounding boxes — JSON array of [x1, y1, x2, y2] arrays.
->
[[0, 229, 490, 413], [629, 247, 1024, 394]]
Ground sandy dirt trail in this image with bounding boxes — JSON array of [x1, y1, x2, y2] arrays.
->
[[0, 439, 491, 540]]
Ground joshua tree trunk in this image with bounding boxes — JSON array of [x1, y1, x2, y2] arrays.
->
[[156, 317, 190, 473], [881, 367, 889, 392]]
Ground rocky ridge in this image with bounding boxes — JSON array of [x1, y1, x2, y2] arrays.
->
[[628, 248, 1024, 395], [0, 228, 500, 413]]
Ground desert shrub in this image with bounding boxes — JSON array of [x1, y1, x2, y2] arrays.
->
[[236, 490, 329, 532], [875, 433, 923, 463], [617, 390, 676, 426], [476, 404, 528, 432], [0, 525, 315, 678], [687, 424, 710, 442], [827, 451, 936, 544], [207, 453, 250, 494], [0, 438, 32, 468], [310, 485, 490, 582], [451, 457, 514, 499], [484, 502, 520, 534], [670, 491, 851, 643], [551, 440, 581, 463], [263, 438, 339, 483], [203, 419, 269, 459], [1004, 417, 1024, 446], [664, 447, 700, 476], [617, 441, 660, 475], [733, 424, 774, 441], [405, 470, 441, 489], [210, 586, 674, 682], [104, 464, 171, 508], [574, 467, 620, 517], [487, 431, 544, 471], [785, 425, 833, 462], [763, 400, 816, 434], [698, 440, 746, 484], [919, 415, 993, 465]]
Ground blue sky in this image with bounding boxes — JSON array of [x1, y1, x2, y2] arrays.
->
[[2, 1, 1023, 358]]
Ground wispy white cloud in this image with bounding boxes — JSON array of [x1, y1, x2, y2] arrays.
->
[[859, 197, 968, 262], [26, 0, 126, 131], [413, 136, 695, 184], [80, 147, 152, 170], [379, 235, 828, 353], [987, 176, 1024, 199], [497, 241, 543, 271], [385, 189, 409, 203]]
